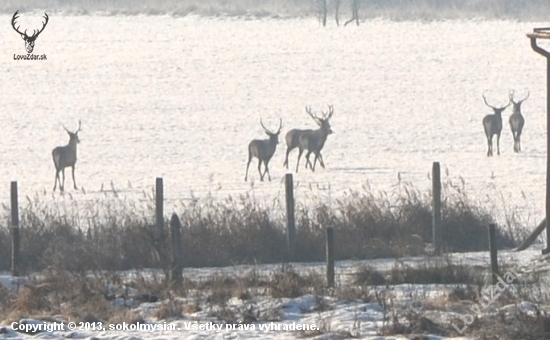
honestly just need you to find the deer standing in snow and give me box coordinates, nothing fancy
[245,119,282,182]
[284,105,334,172]
[509,90,528,153]
[52,121,81,191]
[482,95,510,157]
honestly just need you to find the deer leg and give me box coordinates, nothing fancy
[284,148,292,169]
[296,148,304,173]
[257,159,264,181]
[316,152,325,169]
[486,136,492,157]
[518,133,521,151]
[72,166,78,190]
[496,132,501,155]
[60,168,66,192]
[53,169,60,191]
[264,160,272,181]
[244,155,252,181]
[304,151,311,169]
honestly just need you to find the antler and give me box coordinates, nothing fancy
[11,11,25,36]
[483,95,510,110]
[276,118,283,134]
[305,106,320,122]
[260,118,283,134]
[260,119,271,133]
[323,104,334,119]
[513,90,530,104]
[482,95,497,110]
[31,13,49,39]
[11,11,48,39]
[62,120,82,134]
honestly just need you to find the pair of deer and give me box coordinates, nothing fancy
[483,91,529,157]
[244,105,334,182]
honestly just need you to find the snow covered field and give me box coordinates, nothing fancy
[1,10,550,340]
[0,14,548,227]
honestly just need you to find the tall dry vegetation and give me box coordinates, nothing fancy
[0,179,523,273]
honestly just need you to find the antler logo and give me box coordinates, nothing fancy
[11,11,49,53]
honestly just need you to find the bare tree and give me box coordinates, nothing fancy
[321,0,328,26]
[344,0,360,26]
[335,0,341,26]
[245,119,283,182]
[482,95,510,157]
[52,121,82,191]
[508,90,529,153]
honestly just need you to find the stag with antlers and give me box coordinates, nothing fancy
[52,121,82,192]
[482,95,510,157]
[285,105,334,173]
[509,90,529,153]
[11,11,49,53]
[245,118,283,182]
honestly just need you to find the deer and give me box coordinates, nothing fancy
[509,90,529,153]
[11,11,49,54]
[52,121,82,192]
[245,118,283,182]
[482,95,510,157]
[294,105,334,172]
[283,105,335,172]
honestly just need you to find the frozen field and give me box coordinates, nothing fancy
[0,14,548,225]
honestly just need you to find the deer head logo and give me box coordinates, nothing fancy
[11,11,49,54]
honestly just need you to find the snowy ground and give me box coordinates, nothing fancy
[0,15,548,228]
[0,244,549,339]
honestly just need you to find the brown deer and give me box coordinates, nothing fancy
[52,121,81,192]
[283,105,334,172]
[509,90,528,153]
[245,119,282,182]
[295,105,334,172]
[482,95,510,157]
[11,11,49,53]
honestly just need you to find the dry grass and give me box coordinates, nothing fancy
[0,180,523,272]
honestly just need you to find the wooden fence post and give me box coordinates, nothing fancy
[285,174,296,261]
[155,178,164,230]
[489,223,499,285]
[152,178,166,269]
[432,162,442,255]
[169,213,183,288]
[326,227,334,288]
[11,181,20,276]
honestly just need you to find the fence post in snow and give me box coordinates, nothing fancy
[489,223,499,285]
[432,162,442,255]
[155,177,164,230]
[170,213,183,288]
[326,226,335,288]
[11,181,20,277]
[285,173,296,261]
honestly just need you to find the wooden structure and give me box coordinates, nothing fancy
[523,28,550,254]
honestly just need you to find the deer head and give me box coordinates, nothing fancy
[63,120,82,145]
[260,118,283,142]
[11,11,49,53]
[306,105,334,134]
[509,90,530,113]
